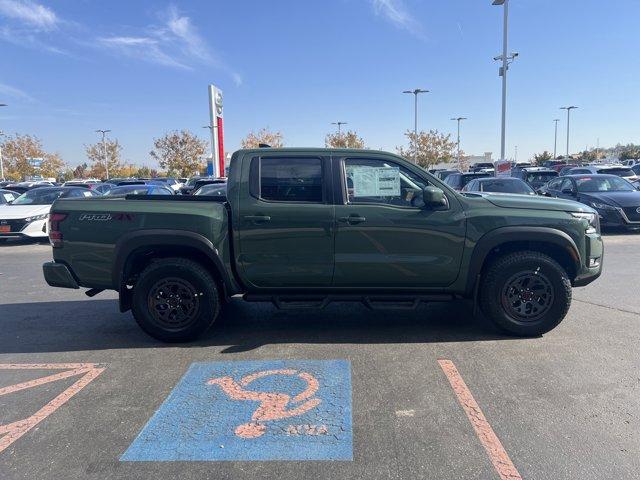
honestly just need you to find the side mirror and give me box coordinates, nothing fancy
[422,186,447,208]
[561,188,575,196]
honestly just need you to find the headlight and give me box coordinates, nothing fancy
[571,212,598,234]
[24,213,48,222]
[589,202,616,211]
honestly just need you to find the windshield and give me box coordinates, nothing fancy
[195,184,227,196]
[597,168,634,177]
[479,179,534,194]
[576,176,635,192]
[106,186,151,195]
[186,178,199,186]
[11,188,66,205]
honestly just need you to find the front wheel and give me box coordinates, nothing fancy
[479,251,572,336]
[131,258,221,342]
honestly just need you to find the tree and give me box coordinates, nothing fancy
[149,130,207,177]
[533,151,553,166]
[325,130,366,149]
[396,130,456,169]
[85,138,123,179]
[240,128,284,149]
[72,163,89,179]
[0,134,66,180]
[619,145,640,161]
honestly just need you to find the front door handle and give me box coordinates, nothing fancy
[244,215,271,222]
[338,215,366,224]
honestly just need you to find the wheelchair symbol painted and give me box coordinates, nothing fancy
[208,369,322,438]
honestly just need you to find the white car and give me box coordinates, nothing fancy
[0,186,97,240]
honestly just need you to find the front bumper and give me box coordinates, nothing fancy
[573,232,604,287]
[595,207,640,229]
[42,261,79,289]
[0,218,48,238]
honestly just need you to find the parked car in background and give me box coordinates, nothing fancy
[434,170,460,181]
[443,172,492,191]
[179,176,204,195]
[0,187,98,240]
[568,165,638,181]
[105,184,175,196]
[193,182,227,197]
[2,181,53,195]
[542,174,640,230]
[469,162,494,173]
[0,189,19,204]
[152,177,183,192]
[558,165,580,176]
[622,159,639,167]
[511,167,559,190]
[462,177,536,195]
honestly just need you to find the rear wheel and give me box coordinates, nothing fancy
[132,258,220,342]
[479,251,572,336]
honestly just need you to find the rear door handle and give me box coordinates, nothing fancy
[244,215,271,222]
[338,215,366,224]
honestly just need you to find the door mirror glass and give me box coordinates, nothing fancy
[561,187,575,195]
[422,186,447,208]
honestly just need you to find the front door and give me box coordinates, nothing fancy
[333,156,466,288]
[236,154,335,289]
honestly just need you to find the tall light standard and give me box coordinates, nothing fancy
[403,88,429,163]
[0,103,6,180]
[492,0,518,163]
[560,106,578,157]
[553,119,560,159]
[95,129,111,179]
[451,117,467,171]
[331,121,348,137]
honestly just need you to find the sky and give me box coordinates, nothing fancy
[0,0,638,168]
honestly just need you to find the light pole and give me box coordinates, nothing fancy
[403,88,429,163]
[95,129,111,179]
[553,119,560,159]
[0,103,6,180]
[331,121,348,138]
[560,106,578,158]
[492,0,518,163]
[451,117,467,171]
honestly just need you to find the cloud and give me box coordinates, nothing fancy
[0,82,34,101]
[98,36,189,69]
[99,5,242,84]
[371,0,425,39]
[0,0,58,30]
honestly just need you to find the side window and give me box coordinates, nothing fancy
[560,179,575,192]
[547,178,562,190]
[259,157,323,203]
[343,158,428,208]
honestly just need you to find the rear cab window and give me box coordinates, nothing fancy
[251,157,325,203]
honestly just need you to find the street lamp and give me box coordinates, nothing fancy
[451,117,467,171]
[553,119,560,159]
[331,121,348,137]
[403,89,429,163]
[492,0,518,163]
[0,103,7,180]
[95,129,111,180]
[560,106,578,157]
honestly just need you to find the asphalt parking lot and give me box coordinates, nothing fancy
[1,234,640,480]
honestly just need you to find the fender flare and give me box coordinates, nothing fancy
[112,229,235,296]
[465,226,581,295]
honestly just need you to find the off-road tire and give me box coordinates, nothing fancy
[132,257,220,342]
[479,251,572,336]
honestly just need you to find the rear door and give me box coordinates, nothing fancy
[332,155,466,288]
[236,154,334,288]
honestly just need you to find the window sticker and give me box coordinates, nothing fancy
[350,166,400,197]
[3,193,14,202]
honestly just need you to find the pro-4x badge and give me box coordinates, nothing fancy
[78,213,112,221]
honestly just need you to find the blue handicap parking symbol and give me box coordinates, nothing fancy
[121,360,352,461]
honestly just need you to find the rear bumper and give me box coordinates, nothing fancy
[42,261,79,289]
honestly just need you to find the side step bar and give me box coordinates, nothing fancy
[243,293,454,311]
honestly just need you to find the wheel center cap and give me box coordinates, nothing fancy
[521,291,534,301]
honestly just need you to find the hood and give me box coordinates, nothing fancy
[476,193,594,213]
[578,190,640,208]
[0,204,51,219]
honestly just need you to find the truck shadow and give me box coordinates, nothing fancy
[0,298,517,354]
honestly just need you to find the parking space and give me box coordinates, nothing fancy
[1,234,640,479]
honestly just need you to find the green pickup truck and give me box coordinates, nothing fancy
[43,148,603,342]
